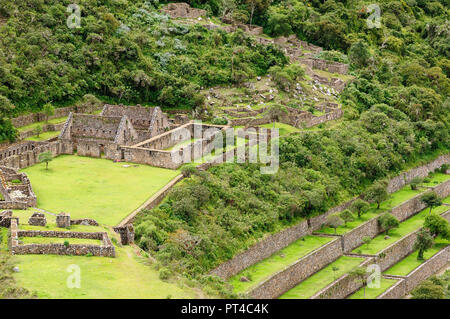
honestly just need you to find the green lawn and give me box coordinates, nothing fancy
[348,277,398,299]
[384,239,449,277]
[423,172,450,186]
[279,256,364,299]
[13,244,199,299]
[352,205,449,255]
[21,155,180,225]
[229,235,333,294]
[25,131,60,141]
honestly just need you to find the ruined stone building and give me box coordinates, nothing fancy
[0,166,36,209]
[100,104,171,140]
[59,113,139,159]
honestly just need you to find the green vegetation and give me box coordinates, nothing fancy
[351,205,449,255]
[21,155,180,225]
[349,277,398,299]
[13,244,200,299]
[17,117,68,132]
[258,122,300,136]
[19,237,102,246]
[280,256,364,299]
[25,131,60,142]
[229,235,333,293]
[384,239,449,277]
[411,271,449,299]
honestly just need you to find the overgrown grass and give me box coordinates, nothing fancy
[229,235,333,294]
[19,237,102,245]
[17,117,68,132]
[279,256,364,299]
[21,155,180,225]
[258,122,300,136]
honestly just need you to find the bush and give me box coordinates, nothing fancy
[159,268,173,280]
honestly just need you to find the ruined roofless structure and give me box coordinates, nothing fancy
[100,104,170,138]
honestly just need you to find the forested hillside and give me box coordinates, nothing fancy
[132,0,450,296]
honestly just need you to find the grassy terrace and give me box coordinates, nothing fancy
[21,155,180,225]
[352,203,449,255]
[17,116,68,132]
[258,123,300,136]
[384,238,449,277]
[316,173,450,236]
[25,131,60,141]
[348,277,398,299]
[229,235,333,294]
[279,256,364,299]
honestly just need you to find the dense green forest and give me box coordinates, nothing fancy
[132,0,450,296]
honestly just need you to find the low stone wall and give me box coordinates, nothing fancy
[387,154,450,193]
[19,123,65,140]
[376,278,406,299]
[10,221,115,257]
[311,257,374,299]
[70,218,99,226]
[341,218,379,253]
[210,220,310,279]
[376,230,419,272]
[248,238,342,299]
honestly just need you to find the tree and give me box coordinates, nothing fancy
[365,180,388,209]
[351,199,370,218]
[410,177,423,190]
[423,213,450,239]
[420,191,442,214]
[411,279,445,299]
[327,214,343,234]
[349,40,370,68]
[339,209,354,226]
[362,236,372,248]
[414,229,434,260]
[266,104,287,128]
[245,0,270,26]
[42,103,55,123]
[378,213,400,235]
[34,125,43,138]
[38,152,53,170]
[349,267,368,298]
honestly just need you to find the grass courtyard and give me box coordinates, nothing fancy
[21,155,180,225]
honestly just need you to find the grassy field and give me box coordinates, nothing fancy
[13,244,200,299]
[21,155,180,225]
[25,131,60,141]
[280,256,364,299]
[229,235,333,294]
[352,205,449,255]
[384,239,449,277]
[258,123,300,136]
[348,277,398,299]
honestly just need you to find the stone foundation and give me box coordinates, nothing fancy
[28,212,46,227]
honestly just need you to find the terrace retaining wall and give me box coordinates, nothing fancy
[377,246,450,299]
[248,238,342,299]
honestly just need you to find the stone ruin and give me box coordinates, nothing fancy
[113,224,135,245]
[0,210,14,228]
[28,212,46,227]
[162,2,207,19]
[56,212,71,228]
[0,166,37,209]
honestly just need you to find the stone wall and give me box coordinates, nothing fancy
[341,218,380,253]
[210,220,310,279]
[387,154,450,193]
[299,58,349,75]
[9,220,115,257]
[375,230,419,272]
[311,257,375,299]
[248,238,342,299]
[377,246,450,299]
[162,3,207,19]
[19,123,65,140]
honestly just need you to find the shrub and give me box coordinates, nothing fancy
[159,268,172,280]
